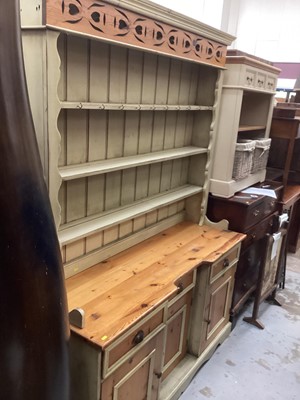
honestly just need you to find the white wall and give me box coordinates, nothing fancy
[151,0,224,29]
[153,0,300,62]
[231,0,300,62]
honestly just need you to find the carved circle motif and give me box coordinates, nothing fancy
[60,0,225,65]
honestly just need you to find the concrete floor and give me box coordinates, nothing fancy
[181,249,300,400]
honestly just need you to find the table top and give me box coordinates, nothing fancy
[66,221,245,349]
[282,184,300,206]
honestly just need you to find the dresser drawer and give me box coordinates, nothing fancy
[256,72,266,89]
[102,305,165,378]
[266,75,276,91]
[171,270,195,302]
[244,69,255,87]
[210,245,240,283]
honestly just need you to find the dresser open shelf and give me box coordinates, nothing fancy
[210,51,280,198]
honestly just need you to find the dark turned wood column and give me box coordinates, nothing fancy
[0,2,70,399]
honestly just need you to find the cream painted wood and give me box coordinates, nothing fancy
[159,324,232,400]
[70,334,102,400]
[20,0,43,27]
[22,30,48,179]
[59,185,203,245]
[45,28,227,264]
[210,57,280,198]
[46,30,63,227]
[59,147,208,181]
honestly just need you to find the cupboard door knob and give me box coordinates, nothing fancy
[205,318,211,324]
[253,209,260,217]
[133,330,144,345]
[223,258,230,268]
[155,372,162,379]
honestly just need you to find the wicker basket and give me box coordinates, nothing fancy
[251,138,272,173]
[232,140,256,180]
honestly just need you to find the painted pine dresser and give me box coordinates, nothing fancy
[20,1,244,399]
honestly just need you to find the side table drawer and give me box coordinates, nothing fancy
[243,212,277,248]
[103,304,165,378]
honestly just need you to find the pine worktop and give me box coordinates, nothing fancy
[66,221,245,349]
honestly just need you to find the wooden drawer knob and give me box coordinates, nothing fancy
[223,258,230,268]
[132,330,145,345]
[177,282,184,293]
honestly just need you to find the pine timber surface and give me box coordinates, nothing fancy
[66,221,244,349]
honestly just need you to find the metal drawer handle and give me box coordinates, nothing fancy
[253,209,260,217]
[223,258,230,268]
[133,330,145,345]
[247,76,253,83]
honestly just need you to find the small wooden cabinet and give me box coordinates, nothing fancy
[210,50,280,198]
[207,182,282,320]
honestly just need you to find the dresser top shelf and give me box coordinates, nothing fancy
[66,221,244,349]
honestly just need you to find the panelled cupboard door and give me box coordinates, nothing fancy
[200,264,236,353]
[101,328,165,400]
[162,290,193,380]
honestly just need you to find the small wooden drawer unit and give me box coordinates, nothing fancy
[207,182,282,233]
[207,183,282,321]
